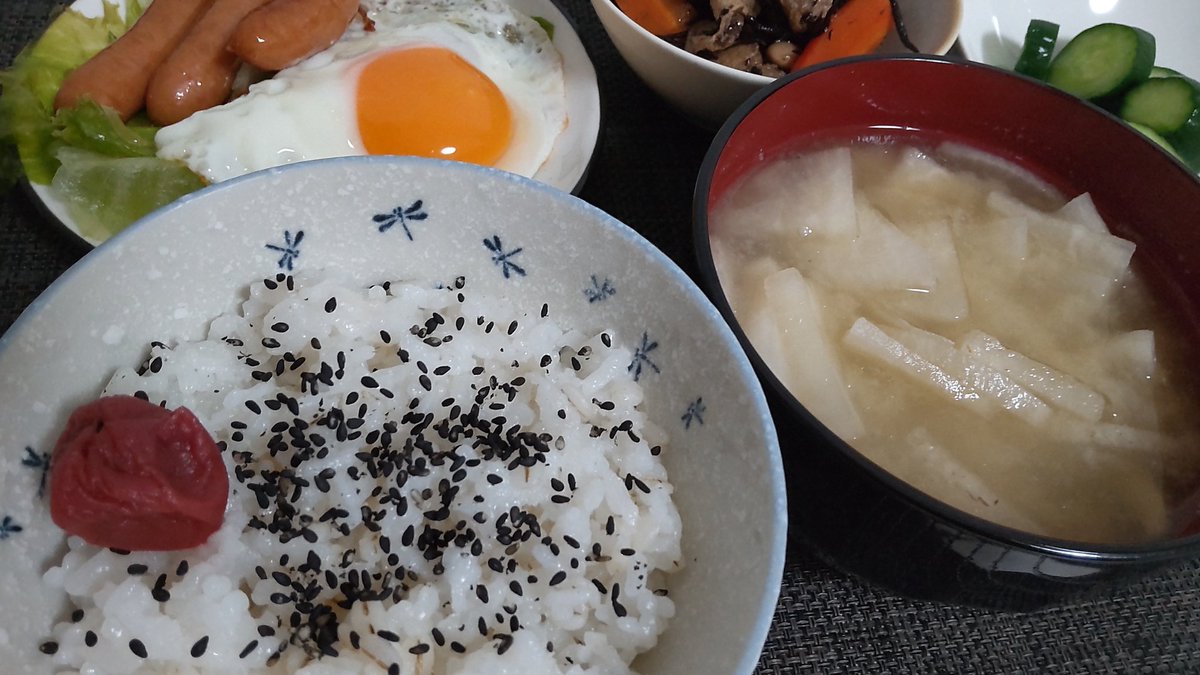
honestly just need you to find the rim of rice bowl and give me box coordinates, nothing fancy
[0,156,786,674]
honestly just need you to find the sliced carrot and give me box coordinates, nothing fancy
[792,0,895,71]
[615,0,696,37]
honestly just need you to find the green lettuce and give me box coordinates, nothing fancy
[0,0,207,240]
[0,0,149,185]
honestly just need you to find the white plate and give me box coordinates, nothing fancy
[32,0,600,247]
[958,0,1195,74]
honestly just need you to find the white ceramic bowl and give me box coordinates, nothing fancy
[958,0,1196,74]
[592,0,963,129]
[0,157,785,674]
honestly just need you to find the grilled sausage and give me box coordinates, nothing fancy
[229,0,360,71]
[145,0,273,126]
[54,0,215,120]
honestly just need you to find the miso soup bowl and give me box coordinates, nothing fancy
[693,55,1200,611]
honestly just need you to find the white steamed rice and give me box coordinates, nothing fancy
[40,271,681,674]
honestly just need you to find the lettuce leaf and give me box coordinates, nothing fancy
[53,99,157,158]
[0,0,150,186]
[52,146,205,242]
[0,0,202,241]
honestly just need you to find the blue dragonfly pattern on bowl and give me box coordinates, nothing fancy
[682,398,707,429]
[374,200,429,239]
[584,275,616,303]
[628,331,660,382]
[266,230,305,271]
[22,446,50,498]
[0,515,22,541]
[484,235,526,279]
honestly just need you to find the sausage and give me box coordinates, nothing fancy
[145,0,273,126]
[54,0,215,120]
[229,0,361,72]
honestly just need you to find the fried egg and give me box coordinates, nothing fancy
[155,0,567,182]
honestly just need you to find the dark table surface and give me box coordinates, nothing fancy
[2,0,1199,672]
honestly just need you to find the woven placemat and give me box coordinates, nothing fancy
[2,0,1198,671]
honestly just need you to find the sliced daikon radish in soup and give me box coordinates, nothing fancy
[872,219,969,323]
[903,427,1048,534]
[959,330,1106,423]
[719,146,859,241]
[1056,191,1110,234]
[843,317,979,408]
[762,268,864,440]
[803,198,936,292]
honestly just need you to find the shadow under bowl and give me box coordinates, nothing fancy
[693,55,1200,611]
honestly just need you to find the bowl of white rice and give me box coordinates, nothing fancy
[0,156,785,674]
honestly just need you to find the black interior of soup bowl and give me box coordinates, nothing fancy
[693,55,1200,611]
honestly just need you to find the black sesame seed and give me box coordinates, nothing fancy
[431,627,445,646]
[549,571,567,586]
[409,643,430,655]
[85,631,98,647]
[451,641,466,654]
[258,625,276,637]
[496,633,513,655]
[389,665,401,675]
[325,297,337,313]
[38,641,58,655]
[70,608,85,623]
[152,588,171,602]
[239,640,258,658]
[127,564,148,575]
[476,584,489,603]
[377,630,400,643]
[129,638,148,659]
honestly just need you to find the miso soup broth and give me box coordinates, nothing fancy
[710,141,1200,544]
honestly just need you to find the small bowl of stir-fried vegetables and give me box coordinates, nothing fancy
[591,0,962,127]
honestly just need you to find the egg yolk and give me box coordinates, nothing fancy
[356,47,513,167]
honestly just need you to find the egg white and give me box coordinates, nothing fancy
[155,0,567,183]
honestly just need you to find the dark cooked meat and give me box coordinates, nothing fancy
[685,0,760,53]
[709,0,759,19]
[711,42,765,72]
[777,0,834,33]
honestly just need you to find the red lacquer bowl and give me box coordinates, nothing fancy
[693,55,1200,611]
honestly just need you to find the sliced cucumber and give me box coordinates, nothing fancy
[1150,65,1185,79]
[1126,121,1183,163]
[1165,110,1200,172]
[1121,77,1199,134]
[1014,19,1059,81]
[1047,23,1155,99]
